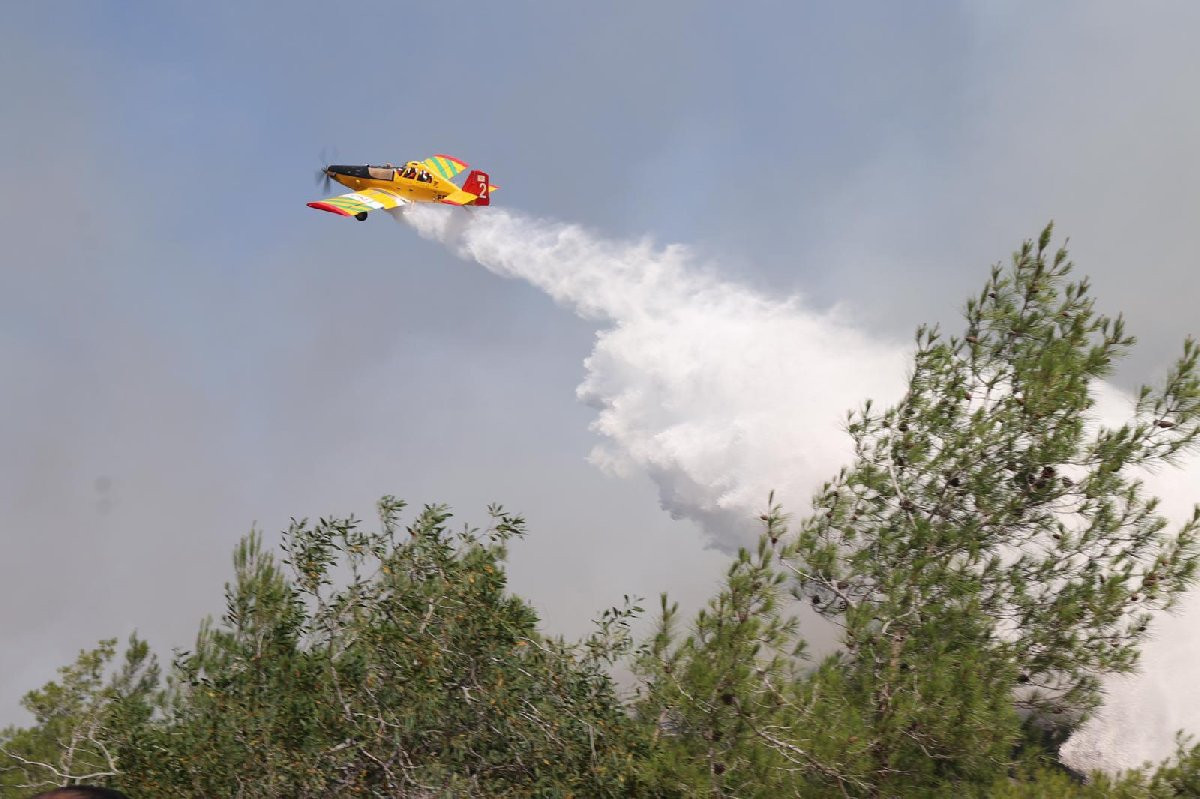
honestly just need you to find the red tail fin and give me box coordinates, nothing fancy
[463,170,490,206]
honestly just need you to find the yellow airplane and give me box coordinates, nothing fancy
[307,154,495,220]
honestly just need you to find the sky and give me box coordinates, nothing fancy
[1,0,1199,771]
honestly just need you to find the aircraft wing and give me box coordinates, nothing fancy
[420,154,468,181]
[307,188,410,216]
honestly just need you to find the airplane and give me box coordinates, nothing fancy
[307,154,495,221]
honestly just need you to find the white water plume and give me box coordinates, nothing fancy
[399,204,907,549]
[397,204,1200,773]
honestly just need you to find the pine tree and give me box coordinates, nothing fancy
[634,226,1200,797]
[784,224,1200,792]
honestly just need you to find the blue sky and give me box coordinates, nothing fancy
[2,1,1199,735]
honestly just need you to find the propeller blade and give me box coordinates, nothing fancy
[316,147,339,193]
[315,165,334,193]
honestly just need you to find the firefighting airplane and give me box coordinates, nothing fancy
[307,154,494,220]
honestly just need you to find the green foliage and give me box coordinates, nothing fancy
[778,224,1200,791]
[633,501,1024,797]
[0,635,157,795]
[635,502,882,797]
[3,501,649,798]
[633,225,1200,796]
[122,499,649,797]
[635,507,812,796]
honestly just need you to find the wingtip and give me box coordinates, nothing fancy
[308,201,352,216]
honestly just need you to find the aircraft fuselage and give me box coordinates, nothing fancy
[325,164,451,203]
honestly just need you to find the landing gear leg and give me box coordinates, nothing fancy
[355,212,368,221]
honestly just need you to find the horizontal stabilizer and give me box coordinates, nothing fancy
[439,189,478,206]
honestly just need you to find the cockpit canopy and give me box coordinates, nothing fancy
[396,161,436,182]
[329,162,434,183]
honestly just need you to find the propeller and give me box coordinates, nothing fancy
[316,147,338,192]
[315,166,332,193]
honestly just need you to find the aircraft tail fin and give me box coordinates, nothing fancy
[440,170,497,206]
[462,169,491,206]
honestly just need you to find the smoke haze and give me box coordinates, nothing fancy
[3,2,1200,780]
